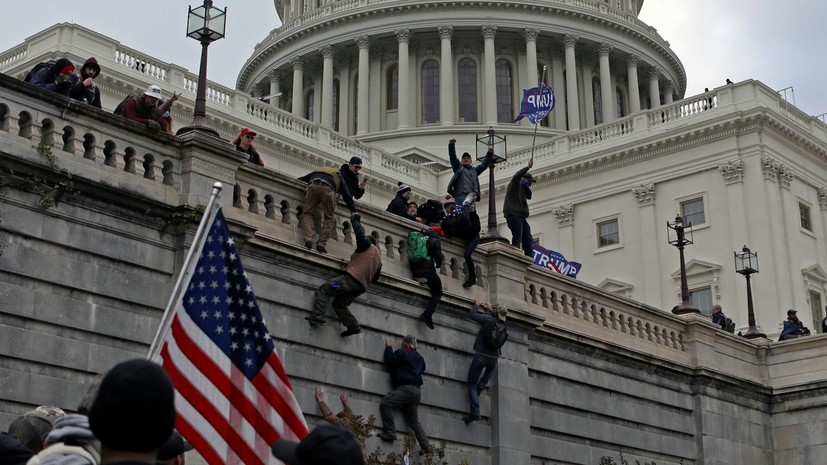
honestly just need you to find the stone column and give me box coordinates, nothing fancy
[550,47,566,130]
[268,71,281,109]
[438,25,454,125]
[631,183,662,304]
[369,47,383,132]
[482,25,498,125]
[290,56,304,117]
[648,67,661,109]
[563,34,580,130]
[663,81,674,104]
[523,29,539,127]
[395,29,411,129]
[598,43,614,122]
[355,35,371,135]
[320,44,335,128]
[552,204,575,254]
[337,55,352,134]
[627,55,640,113]
[582,58,595,127]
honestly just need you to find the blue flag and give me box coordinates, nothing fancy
[532,243,581,278]
[514,84,555,124]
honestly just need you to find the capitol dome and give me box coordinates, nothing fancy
[237,0,685,158]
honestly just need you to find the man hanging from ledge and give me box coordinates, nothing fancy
[307,213,380,337]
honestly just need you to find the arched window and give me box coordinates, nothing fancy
[458,58,477,123]
[421,59,440,124]
[616,86,625,118]
[333,79,340,131]
[495,59,513,123]
[305,90,315,121]
[387,64,399,110]
[592,77,603,125]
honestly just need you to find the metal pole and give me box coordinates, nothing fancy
[742,272,766,338]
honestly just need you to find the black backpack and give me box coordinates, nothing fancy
[724,317,735,334]
[417,199,445,226]
[113,95,135,116]
[24,60,56,83]
[482,318,508,351]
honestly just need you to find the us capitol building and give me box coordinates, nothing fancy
[2,1,827,344]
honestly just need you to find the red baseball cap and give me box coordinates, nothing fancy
[241,128,257,137]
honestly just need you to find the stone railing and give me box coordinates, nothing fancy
[0,43,27,70]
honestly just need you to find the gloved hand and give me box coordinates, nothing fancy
[147,120,161,130]
[462,196,473,206]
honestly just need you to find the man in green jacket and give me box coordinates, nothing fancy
[503,159,535,257]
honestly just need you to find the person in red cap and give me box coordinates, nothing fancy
[231,128,263,166]
[69,57,102,108]
[29,58,75,97]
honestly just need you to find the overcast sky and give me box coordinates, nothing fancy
[2,0,826,117]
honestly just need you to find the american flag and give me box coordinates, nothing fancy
[151,207,308,465]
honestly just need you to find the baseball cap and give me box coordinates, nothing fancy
[271,425,364,465]
[8,406,67,452]
[787,309,797,316]
[241,127,257,137]
[144,85,163,100]
[349,156,363,165]
[157,431,194,461]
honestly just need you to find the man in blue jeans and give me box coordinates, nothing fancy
[503,158,535,257]
[464,299,508,424]
[377,335,430,453]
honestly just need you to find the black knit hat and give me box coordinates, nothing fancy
[89,359,175,453]
[396,182,411,195]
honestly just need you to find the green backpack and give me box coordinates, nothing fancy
[407,231,430,263]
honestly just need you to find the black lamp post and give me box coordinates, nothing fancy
[477,127,509,244]
[667,215,699,314]
[734,245,765,338]
[177,0,227,137]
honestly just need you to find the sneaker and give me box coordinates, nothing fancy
[463,415,482,424]
[316,244,328,253]
[420,313,435,330]
[340,327,362,337]
[376,431,395,442]
[304,240,314,249]
[462,276,477,288]
[305,316,326,327]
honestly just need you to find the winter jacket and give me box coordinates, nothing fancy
[384,346,426,387]
[344,215,381,289]
[503,166,533,218]
[446,141,495,207]
[386,194,416,221]
[68,58,102,108]
[339,164,365,199]
[410,228,444,276]
[29,58,75,96]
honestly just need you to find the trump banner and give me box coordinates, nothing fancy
[514,84,555,124]
[532,244,582,278]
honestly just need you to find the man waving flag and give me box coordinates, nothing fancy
[150,185,308,465]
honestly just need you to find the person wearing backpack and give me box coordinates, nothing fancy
[464,300,508,424]
[408,227,444,330]
[28,58,76,97]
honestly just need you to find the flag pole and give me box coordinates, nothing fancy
[529,66,548,162]
[148,182,224,359]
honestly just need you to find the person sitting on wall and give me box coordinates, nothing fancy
[232,128,264,166]
[121,85,180,132]
[386,183,417,221]
[778,309,810,340]
[69,57,102,108]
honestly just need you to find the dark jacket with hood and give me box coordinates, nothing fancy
[69,57,102,108]
[387,193,416,221]
[30,58,75,96]
[410,228,444,276]
[339,163,365,199]
[503,166,533,218]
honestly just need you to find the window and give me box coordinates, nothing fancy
[689,287,713,315]
[305,90,315,121]
[597,219,619,247]
[421,60,439,124]
[800,202,812,232]
[458,58,477,122]
[616,87,625,117]
[681,198,705,226]
[495,59,513,123]
[332,79,340,131]
[809,290,822,333]
[386,64,398,110]
[593,77,603,125]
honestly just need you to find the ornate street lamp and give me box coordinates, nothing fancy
[734,245,766,338]
[667,215,699,314]
[177,0,227,137]
[477,127,508,244]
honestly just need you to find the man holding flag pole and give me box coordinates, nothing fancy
[148,182,309,465]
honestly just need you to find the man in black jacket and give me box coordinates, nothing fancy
[298,167,357,253]
[339,157,367,201]
[69,57,102,108]
[464,300,507,424]
[410,228,444,329]
[387,184,416,221]
[377,336,430,453]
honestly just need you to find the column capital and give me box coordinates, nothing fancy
[438,25,454,40]
[648,67,662,81]
[268,70,282,81]
[819,188,827,211]
[355,35,371,49]
[394,28,411,43]
[563,34,579,48]
[663,80,674,92]
[627,54,639,68]
[598,42,613,57]
[718,159,744,184]
[552,204,575,226]
[523,28,539,42]
[630,183,655,206]
[290,56,304,70]
[319,44,335,59]
[482,25,497,40]
[762,155,795,188]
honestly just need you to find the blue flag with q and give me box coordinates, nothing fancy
[514,84,555,124]
[532,243,582,278]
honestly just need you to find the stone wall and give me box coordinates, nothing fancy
[1,75,826,464]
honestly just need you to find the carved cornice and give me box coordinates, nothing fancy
[630,183,655,206]
[719,159,744,184]
[269,70,281,81]
[552,204,574,226]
